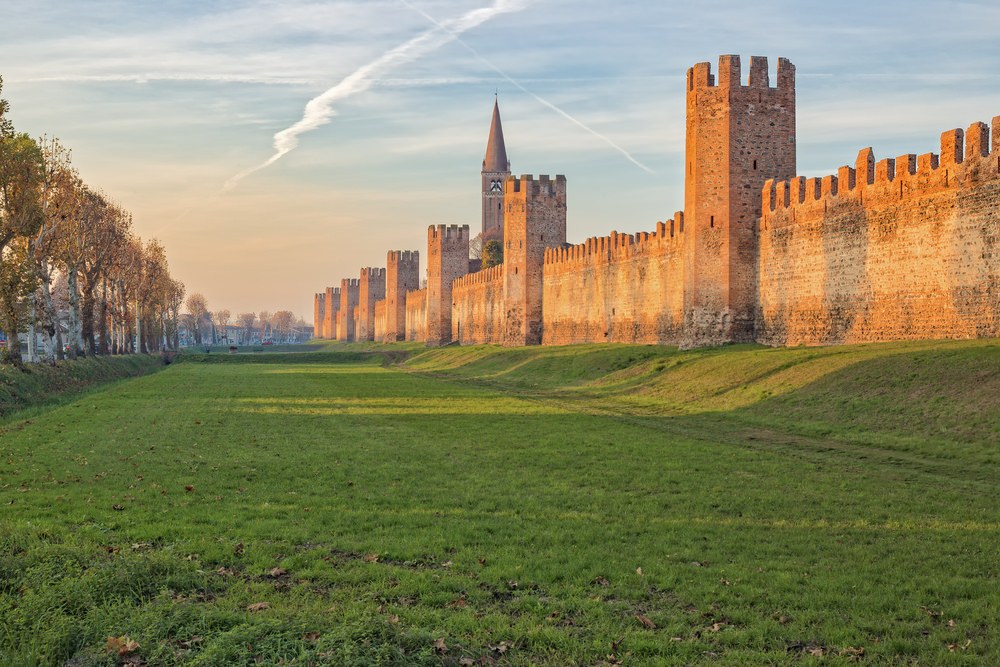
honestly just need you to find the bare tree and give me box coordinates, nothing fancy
[257,310,272,343]
[236,312,256,344]
[185,293,209,345]
[272,310,294,343]
[214,309,231,344]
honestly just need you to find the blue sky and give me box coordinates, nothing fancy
[2,1,998,317]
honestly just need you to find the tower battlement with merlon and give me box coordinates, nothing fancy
[687,55,794,92]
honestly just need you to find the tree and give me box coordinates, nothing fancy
[257,310,271,342]
[185,293,208,345]
[0,128,44,364]
[469,232,483,260]
[214,309,230,344]
[272,310,294,343]
[236,312,256,344]
[481,239,503,269]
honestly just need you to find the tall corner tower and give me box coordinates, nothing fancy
[683,54,796,345]
[482,98,511,242]
[502,174,567,347]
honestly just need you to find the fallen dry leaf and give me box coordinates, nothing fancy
[433,637,448,654]
[709,622,726,633]
[363,553,379,563]
[635,614,656,629]
[105,635,140,656]
[448,596,467,608]
[234,542,245,555]
[635,567,643,576]
[491,641,512,655]
[112,504,125,511]
[592,576,610,587]
[185,485,194,492]
[302,632,320,642]
[246,602,270,612]
[269,567,287,577]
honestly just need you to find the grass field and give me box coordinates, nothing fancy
[1,340,997,665]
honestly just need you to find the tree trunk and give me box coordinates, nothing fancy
[27,303,38,363]
[81,289,96,357]
[67,267,81,359]
[98,278,110,355]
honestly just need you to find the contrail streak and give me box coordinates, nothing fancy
[224,0,530,191]
[399,0,654,174]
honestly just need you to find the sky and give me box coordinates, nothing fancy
[1,1,999,318]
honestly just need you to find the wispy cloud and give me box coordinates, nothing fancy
[223,0,531,191]
[398,0,653,174]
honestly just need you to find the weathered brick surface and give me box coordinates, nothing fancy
[683,55,796,345]
[426,225,470,346]
[313,292,325,338]
[357,267,386,342]
[374,300,387,341]
[542,218,687,344]
[405,288,427,342]
[385,251,419,342]
[758,121,1000,345]
[452,264,505,344]
[337,279,359,341]
[502,175,567,346]
[324,287,340,339]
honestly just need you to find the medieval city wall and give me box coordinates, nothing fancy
[405,288,428,342]
[451,264,505,344]
[542,216,687,345]
[758,118,1000,346]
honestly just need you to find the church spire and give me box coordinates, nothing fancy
[483,98,509,172]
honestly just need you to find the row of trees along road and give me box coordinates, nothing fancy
[0,77,185,365]
[181,297,301,346]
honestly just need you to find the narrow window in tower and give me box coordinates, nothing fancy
[753,159,757,171]
[710,216,714,228]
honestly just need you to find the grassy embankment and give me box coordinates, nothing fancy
[0,339,997,665]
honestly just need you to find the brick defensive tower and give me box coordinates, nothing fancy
[313,292,325,338]
[323,286,339,339]
[503,174,567,346]
[357,267,386,341]
[426,224,470,346]
[683,55,796,344]
[386,250,419,342]
[337,279,359,341]
[482,99,511,242]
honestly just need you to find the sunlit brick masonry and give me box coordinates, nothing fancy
[313,55,1000,348]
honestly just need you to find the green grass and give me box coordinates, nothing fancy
[0,340,997,665]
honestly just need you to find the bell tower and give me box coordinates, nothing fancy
[481,97,511,242]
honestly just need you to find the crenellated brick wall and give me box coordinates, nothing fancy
[405,288,428,342]
[309,55,1000,351]
[542,217,687,345]
[758,118,1000,345]
[452,264,505,344]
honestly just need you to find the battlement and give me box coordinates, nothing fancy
[429,224,469,241]
[544,212,686,269]
[507,174,567,197]
[687,55,793,93]
[360,267,386,280]
[453,263,504,289]
[387,250,419,265]
[340,278,360,288]
[762,115,1000,223]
